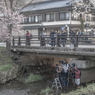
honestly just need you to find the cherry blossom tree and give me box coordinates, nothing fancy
[72,0,95,32]
[0,3,23,41]
[0,0,44,56]
[0,0,24,56]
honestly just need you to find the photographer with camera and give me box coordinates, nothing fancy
[74,67,81,88]
[71,63,76,86]
[62,60,70,86]
[56,63,64,86]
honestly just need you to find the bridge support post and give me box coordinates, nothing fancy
[40,36,42,46]
[75,35,78,47]
[18,36,21,46]
[56,35,59,47]
[12,36,14,46]
[26,36,28,46]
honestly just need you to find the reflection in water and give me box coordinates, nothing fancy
[0,79,77,95]
[0,80,51,95]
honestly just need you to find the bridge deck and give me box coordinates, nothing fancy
[11,35,95,58]
[11,46,95,58]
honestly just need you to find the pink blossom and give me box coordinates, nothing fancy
[0,0,23,42]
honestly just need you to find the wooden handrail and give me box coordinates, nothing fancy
[12,34,95,47]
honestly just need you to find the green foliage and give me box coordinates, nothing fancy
[80,17,85,32]
[61,83,95,95]
[0,64,13,71]
[41,87,52,94]
[0,47,13,65]
[25,73,42,83]
[0,47,13,71]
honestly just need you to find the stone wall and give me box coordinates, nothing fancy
[18,54,72,66]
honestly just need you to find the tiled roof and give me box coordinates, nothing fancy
[20,0,74,12]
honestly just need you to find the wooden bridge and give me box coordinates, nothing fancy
[11,34,95,58]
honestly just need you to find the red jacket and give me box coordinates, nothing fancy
[26,33,31,40]
[75,70,81,79]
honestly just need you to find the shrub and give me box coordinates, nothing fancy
[25,73,42,83]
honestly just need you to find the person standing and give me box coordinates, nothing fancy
[50,30,55,47]
[26,31,32,46]
[78,30,83,42]
[41,31,46,46]
[71,63,76,86]
[61,29,66,47]
[74,67,81,88]
[57,31,61,47]
[62,60,70,86]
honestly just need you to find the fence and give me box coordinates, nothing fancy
[12,34,95,48]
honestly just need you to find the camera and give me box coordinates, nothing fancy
[59,61,63,64]
[56,64,59,71]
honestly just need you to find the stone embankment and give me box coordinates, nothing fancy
[0,47,19,84]
[0,64,19,84]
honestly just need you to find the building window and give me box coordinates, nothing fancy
[31,16,35,22]
[50,14,54,21]
[46,14,49,21]
[59,12,70,20]
[91,17,95,21]
[66,12,69,19]
[60,13,65,20]
[22,18,24,23]
[35,15,42,22]
[72,13,80,20]
[29,17,31,23]
[24,18,27,23]
[86,14,92,21]
[46,14,54,21]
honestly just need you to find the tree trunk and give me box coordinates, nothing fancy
[6,41,11,56]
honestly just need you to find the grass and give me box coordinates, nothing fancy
[0,64,13,71]
[61,83,95,95]
[41,87,52,94]
[0,47,13,71]
[25,73,42,83]
[0,47,13,65]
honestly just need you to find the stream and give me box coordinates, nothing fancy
[0,72,80,95]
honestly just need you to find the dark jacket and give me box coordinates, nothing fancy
[50,32,55,40]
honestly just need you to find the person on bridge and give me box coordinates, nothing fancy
[26,31,32,46]
[50,30,55,47]
[74,67,81,88]
[41,31,46,46]
[78,30,83,42]
[57,31,61,47]
[61,29,67,47]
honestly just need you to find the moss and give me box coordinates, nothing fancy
[0,47,13,65]
[61,83,95,95]
[25,73,42,83]
[41,87,52,94]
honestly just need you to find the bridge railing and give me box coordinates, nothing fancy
[12,34,95,48]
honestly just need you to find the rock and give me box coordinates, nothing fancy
[0,64,19,84]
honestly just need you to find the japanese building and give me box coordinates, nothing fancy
[20,0,95,36]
